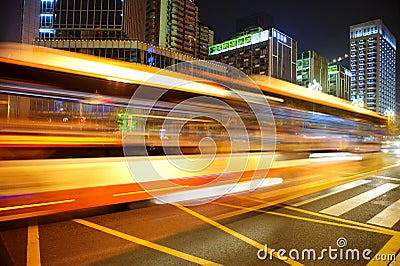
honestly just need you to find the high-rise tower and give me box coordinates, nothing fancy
[145,0,199,57]
[349,19,396,115]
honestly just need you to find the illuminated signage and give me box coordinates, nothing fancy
[208,29,270,55]
[272,30,287,43]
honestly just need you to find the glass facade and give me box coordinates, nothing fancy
[349,19,396,115]
[34,39,196,68]
[39,0,146,41]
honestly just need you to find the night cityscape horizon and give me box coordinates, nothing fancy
[0,1,400,265]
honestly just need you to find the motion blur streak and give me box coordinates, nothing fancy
[0,199,75,211]
[0,43,389,219]
[152,177,283,204]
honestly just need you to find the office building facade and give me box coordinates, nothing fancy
[198,23,214,59]
[296,50,328,92]
[328,64,351,100]
[0,0,40,44]
[35,39,197,68]
[39,0,146,41]
[35,0,204,69]
[145,0,199,57]
[208,28,297,83]
[349,19,396,114]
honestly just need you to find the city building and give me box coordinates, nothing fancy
[349,19,396,115]
[35,0,203,69]
[208,28,297,83]
[145,0,199,57]
[35,39,197,68]
[328,64,351,100]
[0,0,40,44]
[198,23,214,59]
[39,0,146,41]
[296,50,328,93]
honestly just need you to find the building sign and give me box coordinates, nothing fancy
[208,29,270,56]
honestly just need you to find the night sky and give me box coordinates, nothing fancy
[198,0,400,69]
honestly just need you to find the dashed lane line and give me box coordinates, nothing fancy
[27,225,41,266]
[73,219,221,266]
[172,203,304,266]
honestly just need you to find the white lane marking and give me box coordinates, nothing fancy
[374,175,400,182]
[367,199,400,228]
[27,225,41,266]
[320,183,399,216]
[292,180,371,207]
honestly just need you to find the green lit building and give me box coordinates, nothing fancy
[328,64,351,100]
[296,50,328,92]
[208,28,297,83]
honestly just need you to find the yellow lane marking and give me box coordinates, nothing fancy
[213,201,388,235]
[239,195,400,236]
[389,253,400,266]
[73,219,221,265]
[0,199,75,212]
[284,205,400,236]
[113,185,189,197]
[27,225,41,266]
[367,235,400,266]
[212,192,314,221]
[172,203,303,266]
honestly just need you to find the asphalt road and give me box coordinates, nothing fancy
[1,152,400,266]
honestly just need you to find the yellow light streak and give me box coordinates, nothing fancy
[113,185,189,197]
[0,199,75,212]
